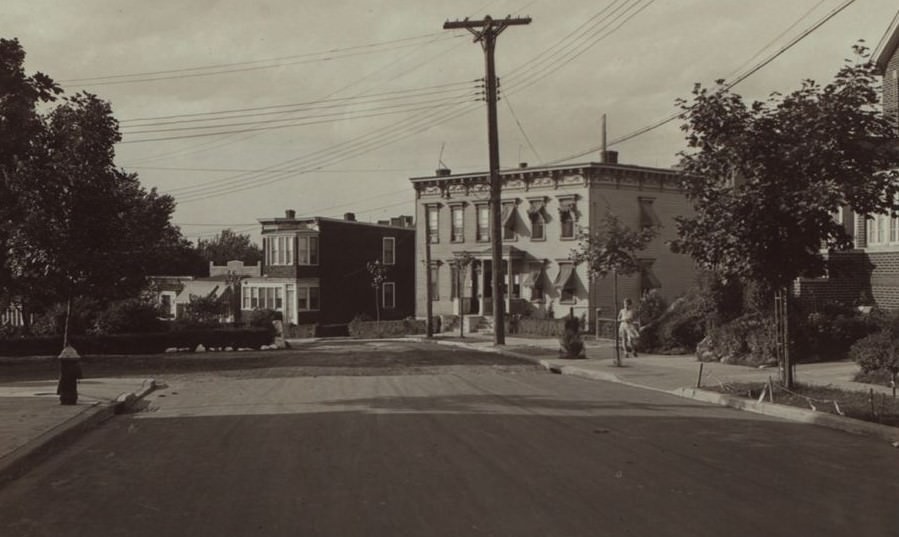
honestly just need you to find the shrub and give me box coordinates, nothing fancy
[850,310,899,385]
[247,308,282,328]
[698,313,777,367]
[558,315,585,358]
[640,295,706,353]
[92,298,165,335]
[347,317,425,338]
[182,294,227,325]
[30,297,103,336]
[791,302,877,362]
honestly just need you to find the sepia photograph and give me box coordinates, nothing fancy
[2,1,899,535]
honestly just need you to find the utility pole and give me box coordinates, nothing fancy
[443,15,531,346]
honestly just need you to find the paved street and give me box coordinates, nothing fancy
[1,340,898,537]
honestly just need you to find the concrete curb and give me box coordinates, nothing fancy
[430,338,899,445]
[0,379,158,483]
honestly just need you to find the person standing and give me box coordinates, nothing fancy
[617,298,640,358]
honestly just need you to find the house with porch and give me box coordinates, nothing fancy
[411,154,695,332]
[240,211,415,331]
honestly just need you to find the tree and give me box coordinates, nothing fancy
[569,212,657,365]
[0,38,62,326]
[674,45,899,299]
[196,228,262,266]
[1,40,189,337]
[366,260,389,323]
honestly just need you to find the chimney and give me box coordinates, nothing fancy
[435,167,451,177]
[598,113,618,164]
[600,150,618,164]
[285,209,296,219]
[344,212,356,221]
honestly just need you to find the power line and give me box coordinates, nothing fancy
[547,0,857,165]
[61,32,456,85]
[501,89,542,163]
[121,98,476,144]
[118,80,474,125]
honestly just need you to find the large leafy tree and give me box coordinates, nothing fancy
[674,45,899,298]
[196,228,262,266]
[0,38,62,315]
[1,38,190,330]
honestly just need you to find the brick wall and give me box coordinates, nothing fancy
[794,250,899,310]
[884,47,899,130]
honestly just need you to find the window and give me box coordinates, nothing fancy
[528,199,547,241]
[558,197,577,239]
[560,210,575,239]
[430,265,440,300]
[476,204,490,241]
[554,263,577,303]
[382,282,396,309]
[638,197,663,228]
[501,202,516,241]
[298,235,319,265]
[427,206,439,243]
[298,286,320,310]
[383,237,396,265]
[450,265,459,299]
[265,235,295,265]
[451,206,464,242]
[242,285,286,312]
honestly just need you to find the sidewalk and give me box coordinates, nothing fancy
[0,376,157,482]
[421,333,899,444]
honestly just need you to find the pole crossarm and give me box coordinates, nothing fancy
[443,16,532,44]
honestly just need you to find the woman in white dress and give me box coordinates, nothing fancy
[617,298,640,358]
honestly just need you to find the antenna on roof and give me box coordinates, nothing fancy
[437,142,448,169]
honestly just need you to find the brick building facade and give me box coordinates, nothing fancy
[794,18,899,309]
[410,157,695,330]
[240,211,415,327]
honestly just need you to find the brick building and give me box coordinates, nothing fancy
[410,155,695,331]
[240,211,415,328]
[794,18,899,308]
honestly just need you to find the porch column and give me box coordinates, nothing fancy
[506,257,513,315]
[478,262,486,316]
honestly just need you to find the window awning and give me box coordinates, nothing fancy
[521,267,544,287]
[640,259,662,290]
[501,203,516,227]
[554,264,576,289]
[639,198,662,228]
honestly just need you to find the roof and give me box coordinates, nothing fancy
[874,9,899,73]
[257,215,414,231]
[409,161,680,183]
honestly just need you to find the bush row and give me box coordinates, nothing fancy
[514,318,567,337]
[348,318,426,338]
[0,328,275,356]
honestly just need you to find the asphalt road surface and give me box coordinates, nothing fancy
[2,340,897,537]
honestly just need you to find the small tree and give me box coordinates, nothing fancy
[570,212,658,365]
[366,260,389,323]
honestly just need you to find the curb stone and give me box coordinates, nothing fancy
[0,379,158,483]
[430,338,899,446]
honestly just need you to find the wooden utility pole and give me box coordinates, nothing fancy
[443,15,531,346]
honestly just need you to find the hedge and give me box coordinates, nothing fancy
[348,318,426,338]
[514,318,568,337]
[0,328,275,357]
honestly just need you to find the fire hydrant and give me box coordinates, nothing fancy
[57,345,82,405]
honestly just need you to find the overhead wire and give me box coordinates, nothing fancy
[161,0,648,201]
[61,32,458,86]
[546,0,857,164]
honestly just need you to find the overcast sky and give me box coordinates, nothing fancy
[4,0,898,243]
